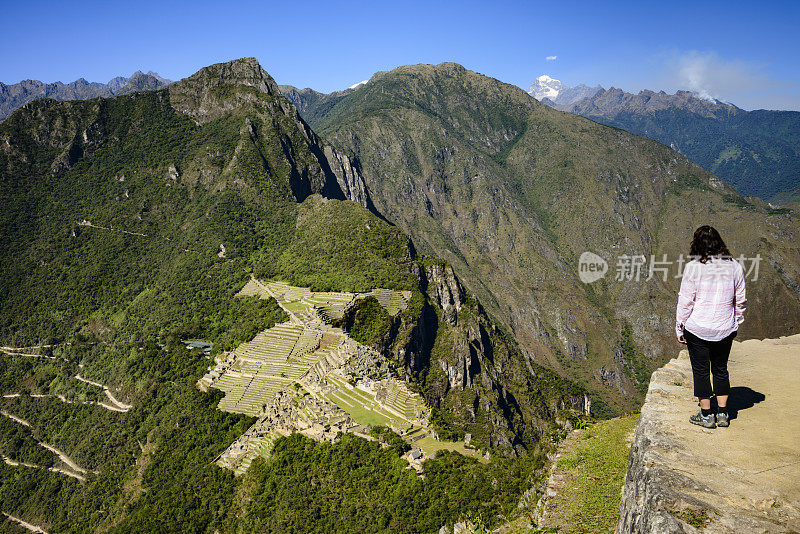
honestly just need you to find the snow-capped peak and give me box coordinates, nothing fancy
[528,74,563,101]
[349,80,368,90]
[526,76,604,107]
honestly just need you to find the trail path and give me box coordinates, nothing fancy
[1,409,92,476]
[29,393,127,413]
[78,220,147,237]
[38,442,88,475]
[79,220,205,254]
[1,410,30,427]
[1,512,48,533]
[0,349,56,360]
[0,345,55,351]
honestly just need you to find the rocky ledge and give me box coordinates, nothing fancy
[617,334,800,533]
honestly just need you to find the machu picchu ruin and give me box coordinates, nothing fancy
[199,279,463,474]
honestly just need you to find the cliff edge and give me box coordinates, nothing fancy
[617,334,800,533]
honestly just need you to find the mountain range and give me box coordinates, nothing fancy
[527,76,800,204]
[527,74,602,107]
[0,70,172,120]
[283,63,800,416]
[1,57,799,532]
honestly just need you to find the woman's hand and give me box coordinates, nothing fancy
[678,335,686,344]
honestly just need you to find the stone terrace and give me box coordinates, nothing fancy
[205,279,470,474]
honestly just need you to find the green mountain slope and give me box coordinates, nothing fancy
[561,88,800,203]
[0,58,584,532]
[310,62,800,415]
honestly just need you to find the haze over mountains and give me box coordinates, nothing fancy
[0,71,172,120]
[527,75,800,204]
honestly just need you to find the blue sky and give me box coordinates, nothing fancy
[1,0,798,110]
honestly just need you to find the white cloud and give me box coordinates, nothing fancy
[545,55,557,61]
[666,50,770,101]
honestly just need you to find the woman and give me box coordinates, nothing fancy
[676,225,747,429]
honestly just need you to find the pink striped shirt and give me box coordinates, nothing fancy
[676,257,747,341]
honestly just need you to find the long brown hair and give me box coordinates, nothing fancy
[690,225,732,263]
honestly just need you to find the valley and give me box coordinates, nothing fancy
[290,62,800,417]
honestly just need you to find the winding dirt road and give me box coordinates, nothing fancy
[2,512,48,534]
[2,454,85,482]
[74,375,132,412]
[0,410,91,477]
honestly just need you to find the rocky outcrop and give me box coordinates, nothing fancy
[384,259,588,452]
[168,57,281,124]
[425,262,465,325]
[618,335,800,533]
[322,145,373,208]
[167,58,374,209]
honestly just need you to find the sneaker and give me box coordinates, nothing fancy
[716,411,730,427]
[690,410,716,428]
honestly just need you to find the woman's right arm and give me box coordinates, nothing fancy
[734,261,747,326]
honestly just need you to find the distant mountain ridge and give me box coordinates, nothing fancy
[0,70,172,120]
[527,74,602,107]
[526,76,800,203]
[278,77,375,127]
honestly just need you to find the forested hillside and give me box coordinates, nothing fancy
[0,58,585,533]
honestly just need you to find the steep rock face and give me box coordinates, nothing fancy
[166,58,372,207]
[322,145,373,209]
[168,57,281,124]
[278,85,324,114]
[618,336,800,533]
[381,259,588,452]
[278,84,358,129]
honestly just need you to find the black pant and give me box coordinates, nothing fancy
[685,329,736,398]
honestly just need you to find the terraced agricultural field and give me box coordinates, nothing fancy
[240,278,411,323]
[358,288,412,316]
[233,434,276,476]
[323,374,400,427]
[413,435,484,460]
[377,380,428,420]
[209,321,330,416]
